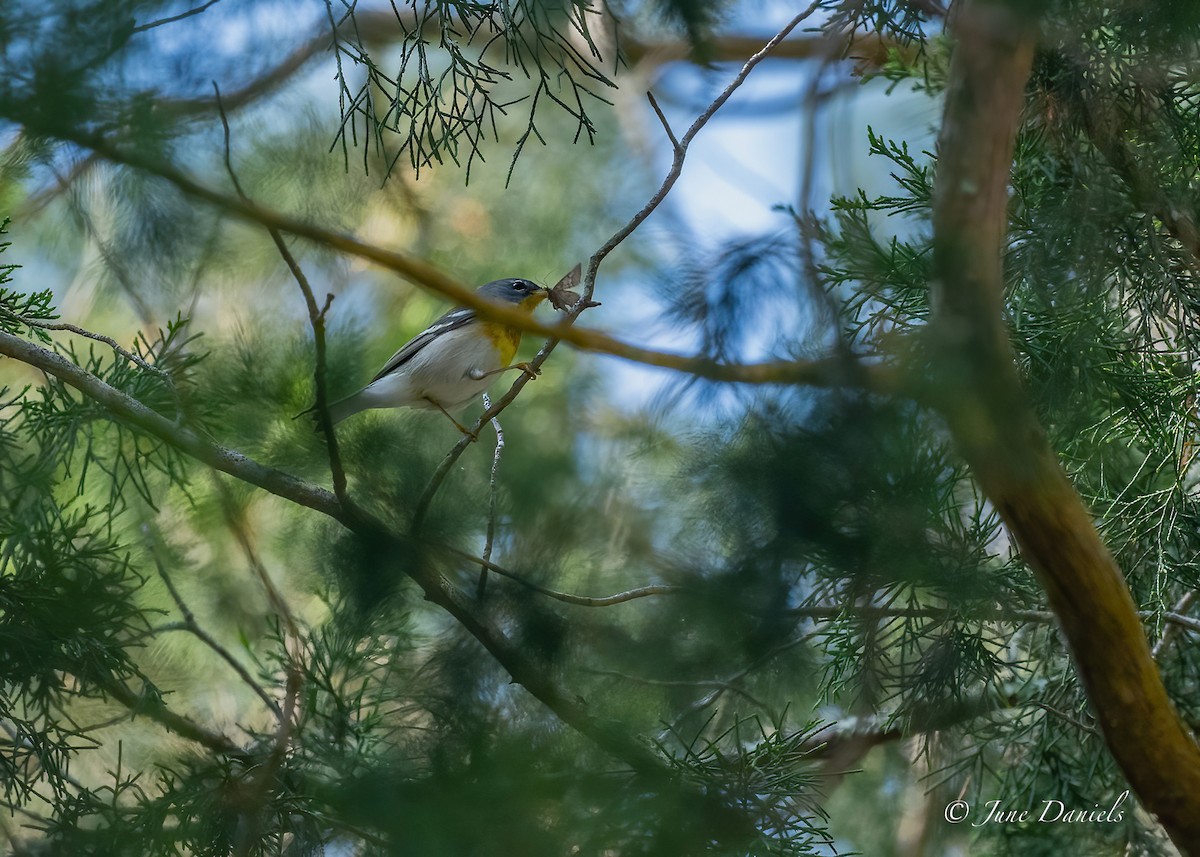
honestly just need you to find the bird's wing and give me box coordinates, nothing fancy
[369,307,476,383]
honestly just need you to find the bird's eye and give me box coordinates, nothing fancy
[511,281,525,291]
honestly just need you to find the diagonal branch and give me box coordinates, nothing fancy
[0,330,344,521]
[59,125,900,395]
[1077,93,1200,273]
[0,328,733,811]
[149,548,281,717]
[132,0,223,33]
[1153,591,1200,659]
[437,542,680,607]
[99,677,248,758]
[27,8,893,413]
[928,1,1200,850]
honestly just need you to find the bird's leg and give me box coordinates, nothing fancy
[424,397,477,440]
[468,362,541,381]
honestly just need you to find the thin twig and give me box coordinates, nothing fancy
[789,603,1200,636]
[589,668,773,713]
[150,549,281,717]
[1034,701,1101,737]
[132,0,223,33]
[787,604,1057,623]
[74,711,137,734]
[477,392,504,598]
[99,676,248,758]
[214,84,350,504]
[588,668,750,689]
[233,666,300,857]
[586,4,822,282]
[413,438,469,528]
[1153,590,1199,659]
[667,634,816,735]
[646,91,680,150]
[438,542,679,606]
[0,311,170,385]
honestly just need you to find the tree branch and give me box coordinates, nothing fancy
[0,329,740,821]
[437,543,680,607]
[789,603,1200,636]
[132,0,223,33]
[1153,591,1200,659]
[621,30,919,68]
[1077,91,1200,274]
[60,124,901,396]
[148,10,902,123]
[0,329,345,522]
[99,677,247,758]
[149,549,281,717]
[586,4,822,286]
[928,1,1200,850]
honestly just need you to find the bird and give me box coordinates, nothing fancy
[304,278,549,434]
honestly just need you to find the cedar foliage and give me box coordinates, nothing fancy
[1,1,1200,855]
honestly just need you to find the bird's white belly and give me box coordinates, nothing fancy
[361,326,504,412]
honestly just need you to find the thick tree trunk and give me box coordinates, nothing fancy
[929,1,1200,851]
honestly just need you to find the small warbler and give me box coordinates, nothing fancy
[311,278,548,432]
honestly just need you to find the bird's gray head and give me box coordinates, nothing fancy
[477,278,546,305]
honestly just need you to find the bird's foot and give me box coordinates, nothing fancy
[468,363,541,382]
[514,361,540,380]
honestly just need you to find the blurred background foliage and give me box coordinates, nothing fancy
[1,0,1200,855]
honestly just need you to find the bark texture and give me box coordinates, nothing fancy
[929,2,1200,851]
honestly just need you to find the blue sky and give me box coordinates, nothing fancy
[593,26,942,415]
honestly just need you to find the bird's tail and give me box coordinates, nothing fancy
[292,393,365,428]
